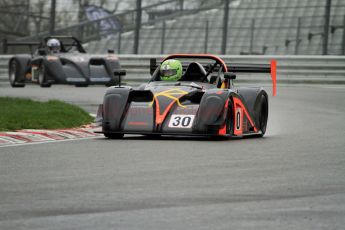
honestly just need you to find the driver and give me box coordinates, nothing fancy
[160,59,182,81]
[46,38,61,54]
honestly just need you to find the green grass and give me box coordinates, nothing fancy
[0,97,93,131]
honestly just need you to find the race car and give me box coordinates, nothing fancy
[95,54,277,139]
[7,36,122,87]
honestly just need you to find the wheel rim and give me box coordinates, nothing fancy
[9,61,16,84]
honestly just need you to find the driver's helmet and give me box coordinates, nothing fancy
[47,38,61,53]
[160,59,182,81]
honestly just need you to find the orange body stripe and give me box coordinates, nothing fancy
[128,122,148,126]
[154,98,176,125]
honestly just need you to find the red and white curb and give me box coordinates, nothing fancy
[0,125,102,147]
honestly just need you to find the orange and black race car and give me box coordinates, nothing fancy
[95,54,276,139]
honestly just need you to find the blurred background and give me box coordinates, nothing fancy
[0,0,344,55]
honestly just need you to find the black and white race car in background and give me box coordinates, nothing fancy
[7,36,123,87]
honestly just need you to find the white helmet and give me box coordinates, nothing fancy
[47,38,61,53]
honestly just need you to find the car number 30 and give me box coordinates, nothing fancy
[168,115,195,128]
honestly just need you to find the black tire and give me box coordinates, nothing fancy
[226,100,234,136]
[257,95,268,137]
[9,60,25,87]
[38,65,51,88]
[104,133,124,139]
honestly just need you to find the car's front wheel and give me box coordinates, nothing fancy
[257,95,268,137]
[38,65,51,88]
[9,60,25,88]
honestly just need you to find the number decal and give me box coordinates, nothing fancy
[235,108,242,131]
[168,115,195,128]
[182,116,191,127]
[172,116,181,126]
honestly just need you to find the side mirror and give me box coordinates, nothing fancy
[224,72,236,80]
[114,70,126,76]
[150,58,157,75]
[114,69,126,87]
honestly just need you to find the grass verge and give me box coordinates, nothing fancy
[0,97,93,131]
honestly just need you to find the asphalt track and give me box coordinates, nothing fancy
[1,82,345,229]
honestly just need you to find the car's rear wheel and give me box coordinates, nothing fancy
[9,60,25,87]
[38,65,51,88]
[104,133,124,139]
[257,95,268,137]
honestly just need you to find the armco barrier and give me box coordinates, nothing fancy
[1,55,345,84]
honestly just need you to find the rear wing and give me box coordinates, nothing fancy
[226,61,277,96]
[150,58,277,96]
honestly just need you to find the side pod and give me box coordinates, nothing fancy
[194,89,230,134]
[102,86,132,132]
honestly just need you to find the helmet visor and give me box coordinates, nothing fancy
[49,46,60,52]
[160,69,177,77]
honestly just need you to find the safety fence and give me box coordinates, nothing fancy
[86,14,345,56]
[1,55,345,85]
[2,0,222,47]
[3,0,344,56]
